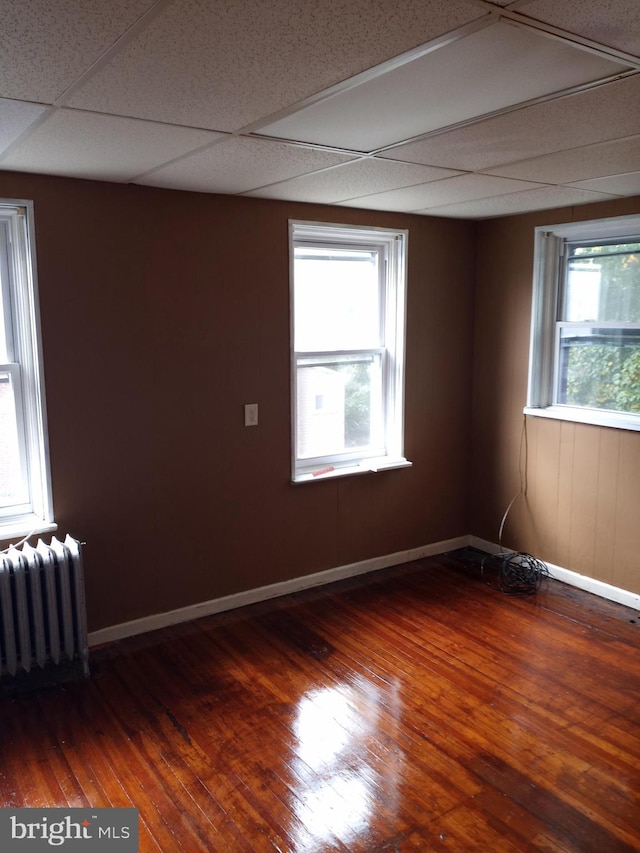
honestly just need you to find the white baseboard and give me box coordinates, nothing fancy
[89,533,640,647]
[469,536,640,611]
[88,535,468,648]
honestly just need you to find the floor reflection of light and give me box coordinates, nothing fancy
[295,775,372,841]
[294,689,359,769]
[290,686,375,851]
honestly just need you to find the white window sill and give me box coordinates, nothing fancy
[524,405,640,433]
[293,457,412,483]
[0,517,58,546]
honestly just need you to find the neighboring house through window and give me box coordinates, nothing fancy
[0,201,54,539]
[526,213,640,431]
[290,220,411,481]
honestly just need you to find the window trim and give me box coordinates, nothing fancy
[0,199,55,540]
[525,213,640,432]
[289,220,411,482]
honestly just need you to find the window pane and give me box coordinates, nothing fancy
[565,243,640,322]
[296,354,382,459]
[0,371,26,507]
[0,228,12,362]
[294,247,380,351]
[557,327,640,412]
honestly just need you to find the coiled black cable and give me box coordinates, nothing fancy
[481,551,550,596]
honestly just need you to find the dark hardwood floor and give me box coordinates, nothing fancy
[1,549,639,851]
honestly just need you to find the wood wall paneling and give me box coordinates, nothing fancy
[1,165,639,629]
[0,171,475,632]
[473,197,640,596]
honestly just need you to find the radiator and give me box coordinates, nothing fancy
[0,535,89,680]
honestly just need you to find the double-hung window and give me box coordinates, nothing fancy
[0,201,54,538]
[526,214,640,431]
[290,221,410,481]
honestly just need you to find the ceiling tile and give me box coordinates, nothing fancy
[0,109,221,182]
[385,73,640,171]
[245,158,462,204]
[337,174,543,212]
[258,20,629,151]
[0,0,637,219]
[519,0,640,57]
[483,135,640,183]
[569,171,640,196]
[422,186,616,218]
[0,0,155,103]
[136,137,355,195]
[66,0,485,132]
[0,99,48,156]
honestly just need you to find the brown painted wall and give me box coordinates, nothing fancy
[0,171,475,632]
[472,195,640,596]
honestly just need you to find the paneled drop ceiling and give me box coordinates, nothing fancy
[1,0,639,219]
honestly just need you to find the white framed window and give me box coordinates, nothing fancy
[290,220,411,482]
[0,200,54,539]
[526,213,640,431]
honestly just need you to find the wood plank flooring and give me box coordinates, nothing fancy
[1,549,639,851]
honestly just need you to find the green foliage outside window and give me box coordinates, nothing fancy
[563,242,640,413]
[565,345,640,412]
